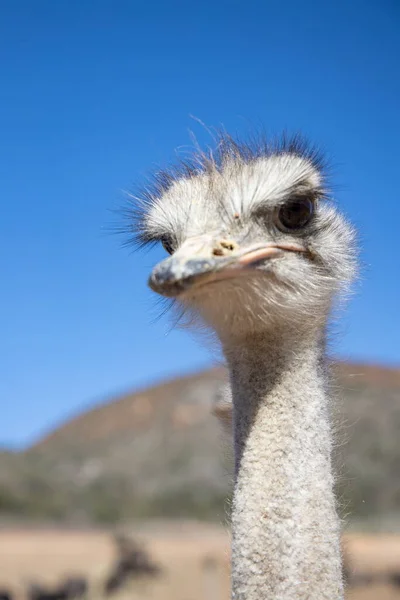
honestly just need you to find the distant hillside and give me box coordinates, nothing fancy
[0,363,399,525]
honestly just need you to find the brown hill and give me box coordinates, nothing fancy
[0,362,399,525]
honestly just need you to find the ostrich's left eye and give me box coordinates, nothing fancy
[161,235,175,255]
[275,197,314,232]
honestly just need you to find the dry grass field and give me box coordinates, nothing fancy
[0,521,400,600]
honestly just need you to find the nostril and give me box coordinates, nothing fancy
[212,240,237,256]
[221,241,236,251]
[215,239,238,253]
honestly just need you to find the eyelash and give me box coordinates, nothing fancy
[159,233,177,255]
[253,196,317,230]
[148,194,319,255]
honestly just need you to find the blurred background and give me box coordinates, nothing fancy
[1,1,399,599]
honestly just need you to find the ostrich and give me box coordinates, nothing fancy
[129,132,356,599]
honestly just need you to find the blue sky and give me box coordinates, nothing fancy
[1,0,399,448]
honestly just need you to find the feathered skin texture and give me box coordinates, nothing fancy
[126,132,326,249]
[128,131,357,600]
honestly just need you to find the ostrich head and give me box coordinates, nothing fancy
[132,134,356,343]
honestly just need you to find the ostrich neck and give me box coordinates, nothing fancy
[224,330,343,600]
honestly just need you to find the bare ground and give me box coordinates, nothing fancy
[0,521,399,600]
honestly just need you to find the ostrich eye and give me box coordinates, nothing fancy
[161,235,175,255]
[276,197,314,232]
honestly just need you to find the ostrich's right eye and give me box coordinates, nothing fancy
[161,235,175,255]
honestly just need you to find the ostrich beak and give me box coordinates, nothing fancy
[148,238,306,298]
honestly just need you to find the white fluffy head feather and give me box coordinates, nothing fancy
[127,132,357,341]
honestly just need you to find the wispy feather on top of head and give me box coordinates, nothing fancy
[120,130,328,251]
